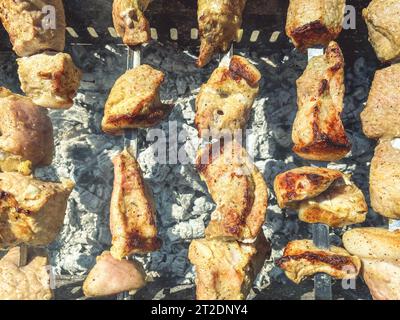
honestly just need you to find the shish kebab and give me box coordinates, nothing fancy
[84,0,174,299]
[286,0,348,300]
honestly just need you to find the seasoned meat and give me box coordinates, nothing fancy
[370,139,400,220]
[276,239,361,284]
[343,228,400,300]
[0,247,53,300]
[188,233,270,300]
[102,65,174,135]
[17,52,82,109]
[274,167,367,228]
[0,88,54,167]
[0,151,32,176]
[197,0,246,67]
[292,42,351,161]
[196,140,268,242]
[195,55,261,138]
[0,172,74,249]
[110,150,161,260]
[363,0,400,63]
[0,0,66,57]
[273,166,343,208]
[112,0,151,47]
[361,64,400,139]
[83,251,146,298]
[286,0,345,50]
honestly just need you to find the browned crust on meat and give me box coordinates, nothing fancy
[106,101,174,131]
[229,56,261,87]
[273,167,343,208]
[276,251,355,271]
[289,20,333,51]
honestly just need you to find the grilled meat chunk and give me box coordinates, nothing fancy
[195,55,261,138]
[83,251,146,298]
[112,0,151,47]
[343,228,400,300]
[0,173,74,249]
[370,139,400,220]
[0,88,54,167]
[274,167,367,228]
[197,0,246,67]
[0,247,53,300]
[188,234,270,300]
[286,0,345,50]
[363,0,400,63]
[17,52,82,109]
[276,239,361,284]
[361,64,400,139]
[0,0,66,57]
[196,140,268,242]
[102,65,173,135]
[110,150,161,260]
[292,42,350,161]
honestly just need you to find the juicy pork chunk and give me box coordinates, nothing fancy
[276,239,361,284]
[292,42,351,161]
[343,228,400,300]
[102,65,174,135]
[363,0,400,63]
[195,140,268,242]
[0,0,66,57]
[0,172,74,249]
[188,234,270,300]
[195,55,261,138]
[83,251,146,298]
[361,64,400,139]
[369,139,400,220]
[197,0,246,67]
[17,52,82,109]
[110,150,161,260]
[112,0,151,47]
[274,167,367,228]
[0,88,54,170]
[286,0,345,50]
[0,247,53,300]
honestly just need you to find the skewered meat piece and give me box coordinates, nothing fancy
[370,139,400,220]
[188,233,270,300]
[286,0,345,50]
[361,64,400,139]
[0,88,54,169]
[83,251,146,298]
[343,228,400,300]
[195,140,268,242]
[276,239,361,284]
[112,0,151,47]
[274,167,367,228]
[110,150,161,260]
[0,172,74,249]
[17,52,82,109]
[0,247,53,300]
[0,0,66,57]
[195,55,261,138]
[197,0,246,67]
[102,65,174,135]
[363,0,400,63]
[292,42,351,161]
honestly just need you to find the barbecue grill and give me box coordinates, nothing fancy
[0,0,384,300]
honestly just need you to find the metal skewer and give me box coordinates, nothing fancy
[18,244,28,267]
[116,45,142,301]
[307,46,332,301]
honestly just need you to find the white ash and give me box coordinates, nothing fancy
[0,40,382,299]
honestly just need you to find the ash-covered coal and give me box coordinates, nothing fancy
[0,38,379,299]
